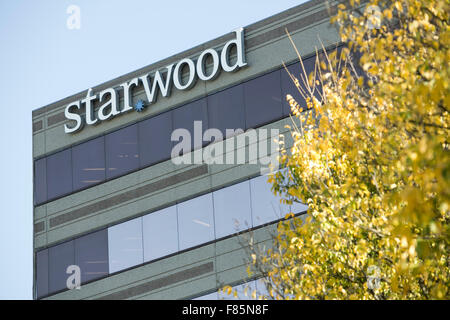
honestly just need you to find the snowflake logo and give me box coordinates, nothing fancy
[134,99,146,112]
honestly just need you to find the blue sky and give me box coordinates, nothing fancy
[0,0,306,299]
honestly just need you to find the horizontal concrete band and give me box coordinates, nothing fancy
[96,261,214,300]
[48,164,208,229]
[32,0,336,133]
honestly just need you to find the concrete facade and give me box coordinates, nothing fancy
[32,0,341,300]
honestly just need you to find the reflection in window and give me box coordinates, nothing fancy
[72,136,105,191]
[46,149,72,201]
[75,229,109,283]
[193,291,218,300]
[48,240,74,294]
[34,158,47,205]
[177,193,215,250]
[139,111,173,167]
[218,281,257,300]
[172,98,208,153]
[213,180,252,239]
[105,124,139,179]
[36,249,48,299]
[143,206,178,262]
[250,175,290,227]
[244,70,283,129]
[207,85,245,140]
[108,217,143,273]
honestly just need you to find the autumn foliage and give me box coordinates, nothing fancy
[245,0,449,299]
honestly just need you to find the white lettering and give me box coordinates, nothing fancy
[98,88,120,121]
[173,58,196,90]
[64,101,82,134]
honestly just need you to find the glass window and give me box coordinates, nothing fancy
[250,175,290,227]
[290,201,308,215]
[74,229,109,284]
[281,57,316,117]
[213,180,252,239]
[35,249,48,299]
[255,277,271,299]
[218,281,256,300]
[108,217,143,273]
[172,98,208,154]
[143,205,178,262]
[139,111,173,167]
[48,240,74,294]
[207,85,245,140]
[244,70,283,129]
[46,149,72,201]
[34,158,47,205]
[194,291,218,300]
[105,124,139,179]
[177,193,215,251]
[72,136,105,191]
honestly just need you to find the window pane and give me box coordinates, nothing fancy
[75,229,109,283]
[207,85,245,140]
[36,249,48,299]
[218,281,256,300]
[48,240,74,294]
[213,180,252,239]
[72,137,105,191]
[46,149,72,201]
[139,111,173,167]
[194,291,218,300]
[291,201,308,215]
[172,98,208,154]
[250,175,289,227]
[255,277,271,299]
[105,124,139,179]
[143,206,178,262]
[108,217,143,273]
[177,193,214,250]
[244,70,283,129]
[34,158,47,205]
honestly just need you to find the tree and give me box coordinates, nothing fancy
[229,0,449,300]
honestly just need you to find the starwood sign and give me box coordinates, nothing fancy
[64,28,247,134]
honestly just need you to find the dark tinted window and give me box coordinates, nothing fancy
[244,70,283,129]
[139,111,173,167]
[105,124,139,179]
[74,229,109,283]
[34,158,47,205]
[48,240,74,294]
[207,85,245,139]
[72,137,105,191]
[281,57,316,116]
[172,98,208,153]
[36,249,48,299]
[46,149,72,201]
